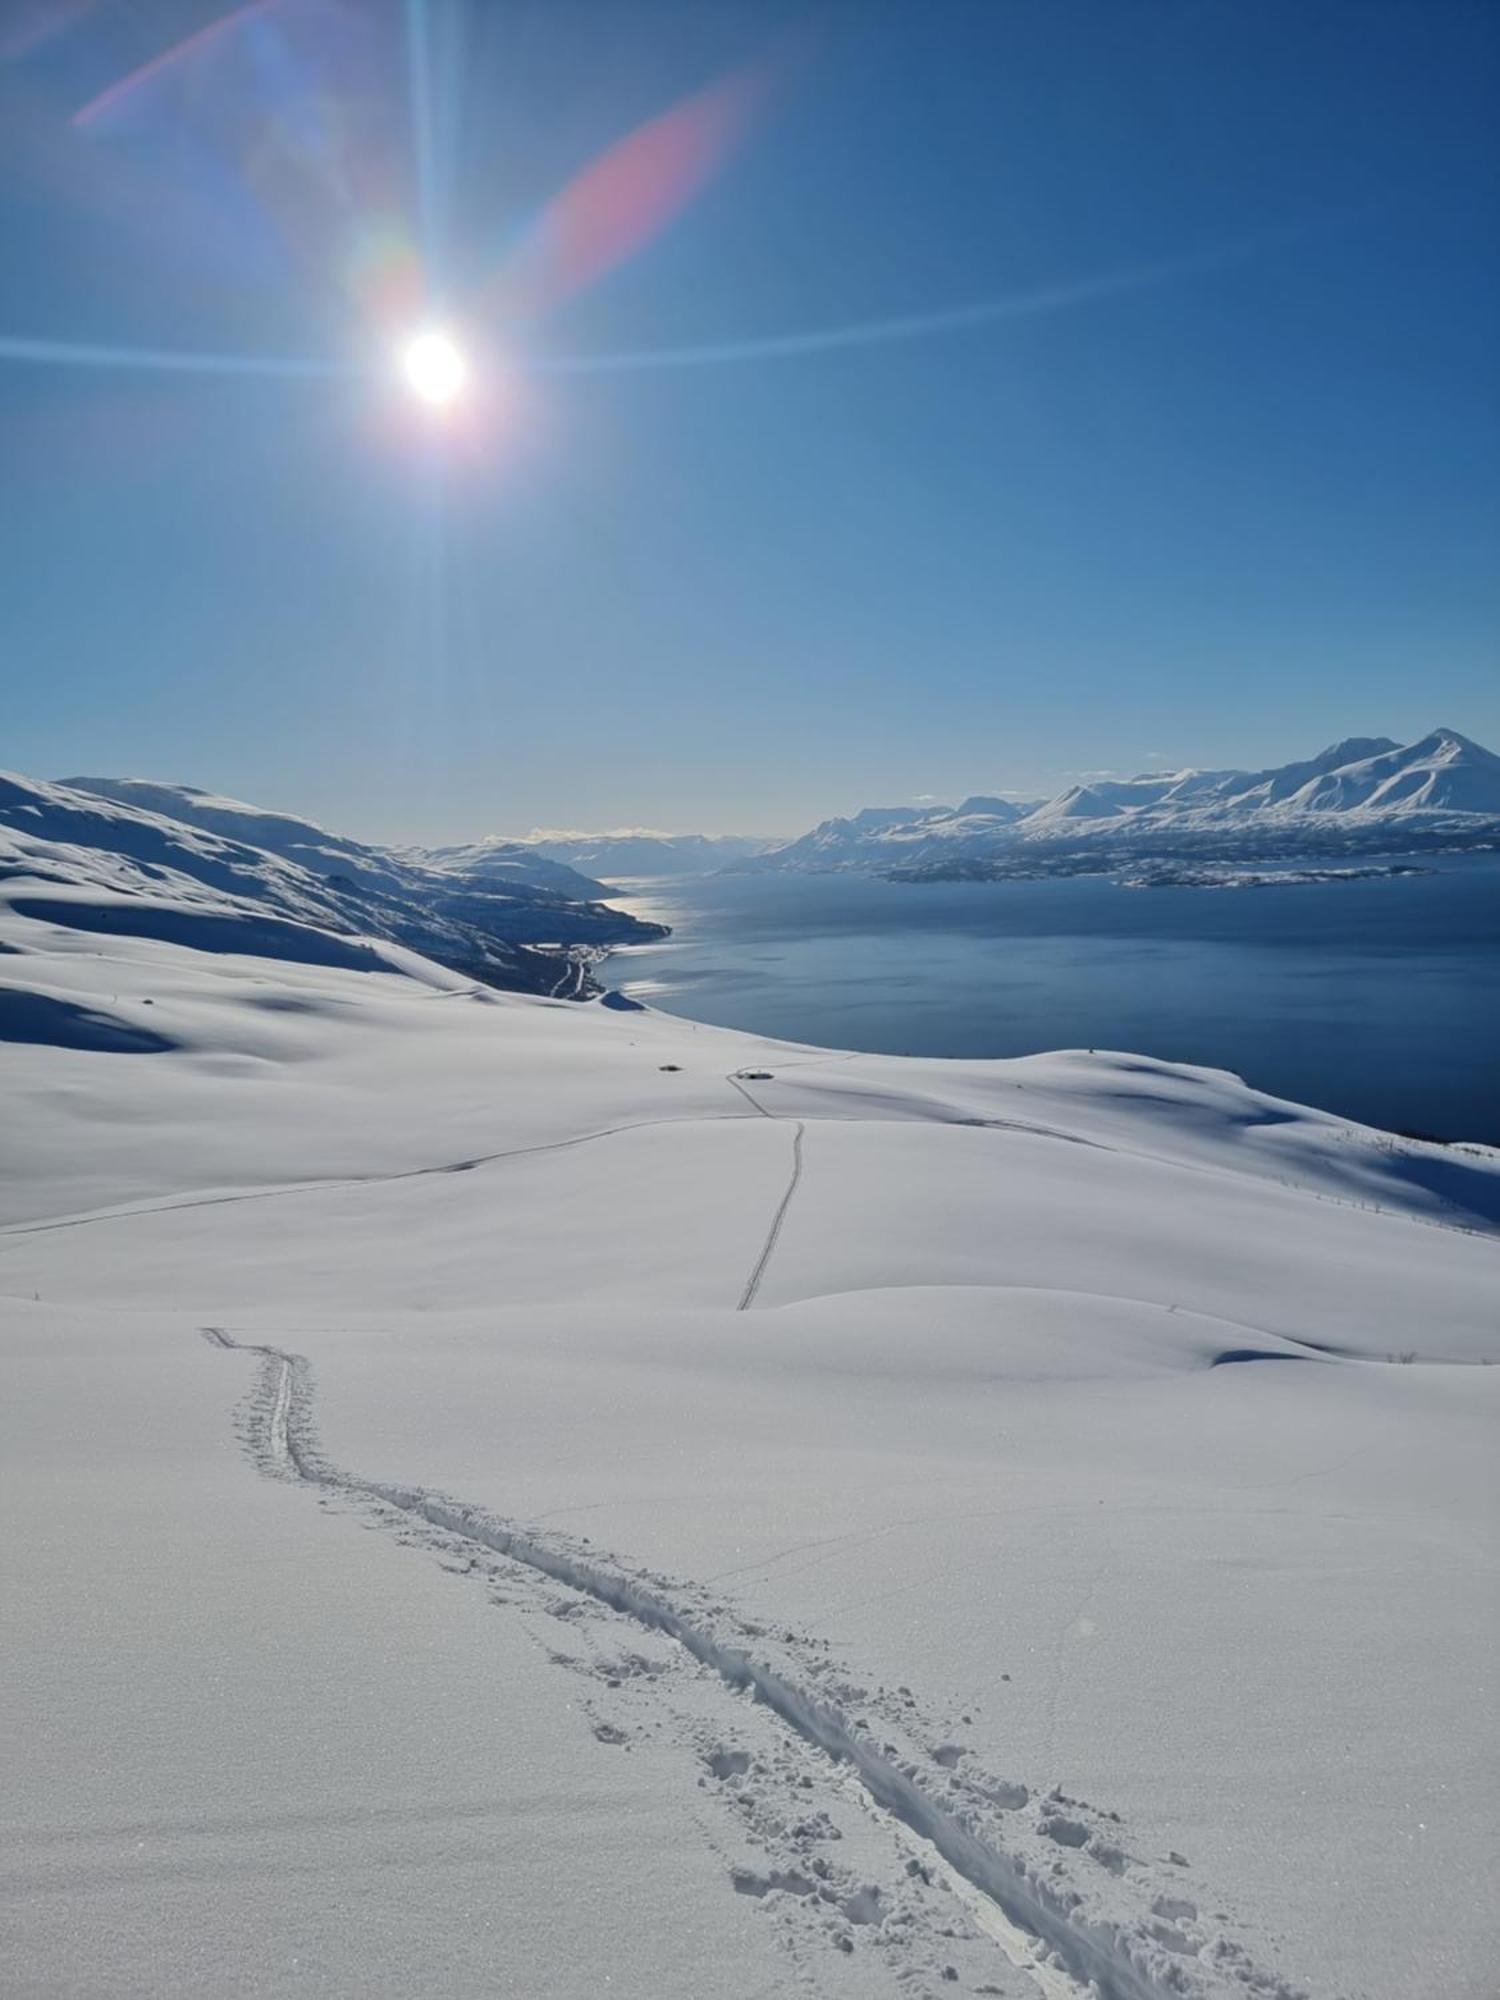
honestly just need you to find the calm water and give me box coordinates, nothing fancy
[605,856,1500,1143]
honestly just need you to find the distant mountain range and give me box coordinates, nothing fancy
[2,775,667,999]
[749,729,1500,876]
[498,830,775,879]
[4,730,1492,1004]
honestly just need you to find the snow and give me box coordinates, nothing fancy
[426,829,776,881]
[2,1307,790,2000]
[755,728,1500,872]
[1275,729,1500,817]
[0,769,665,1007]
[64,774,610,901]
[3,837,1498,1997]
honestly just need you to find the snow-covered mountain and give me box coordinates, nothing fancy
[4,773,666,999]
[1260,729,1500,815]
[472,828,777,880]
[754,728,1500,873]
[66,775,608,901]
[748,797,1035,870]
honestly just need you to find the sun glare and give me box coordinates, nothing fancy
[401,328,468,408]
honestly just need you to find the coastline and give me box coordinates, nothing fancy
[588,859,1500,1146]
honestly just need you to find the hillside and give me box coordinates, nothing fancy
[2,792,1497,1997]
[3,772,666,1001]
[65,774,612,900]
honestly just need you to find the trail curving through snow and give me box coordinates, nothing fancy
[0,1112,766,1238]
[201,1325,1295,2000]
[737,1121,806,1311]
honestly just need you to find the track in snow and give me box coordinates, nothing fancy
[0,1111,766,1238]
[724,1071,775,1119]
[202,1325,1292,2000]
[737,1121,806,1310]
[726,1064,806,1311]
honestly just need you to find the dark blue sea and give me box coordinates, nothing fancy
[606,855,1500,1144]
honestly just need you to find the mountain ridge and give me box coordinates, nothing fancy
[497,829,776,880]
[6,774,666,999]
[63,775,610,902]
[750,727,1500,874]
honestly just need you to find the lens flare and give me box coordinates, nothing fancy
[401,327,467,406]
[71,0,288,128]
[487,60,777,322]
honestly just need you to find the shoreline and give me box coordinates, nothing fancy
[589,861,1500,1149]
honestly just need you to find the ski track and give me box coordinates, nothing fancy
[0,1110,766,1238]
[202,1326,1305,2000]
[737,1122,806,1311]
[0,1065,873,1238]
[725,1071,776,1118]
[4,1054,1486,1249]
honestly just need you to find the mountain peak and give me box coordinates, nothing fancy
[952,795,1025,821]
[1418,726,1483,754]
[757,725,1500,868]
[1311,737,1400,771]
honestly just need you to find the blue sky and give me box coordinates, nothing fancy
[2,0,1496,841]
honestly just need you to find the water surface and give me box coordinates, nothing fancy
[605,857,1500,1143]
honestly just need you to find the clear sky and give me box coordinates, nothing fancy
[2,0,1497,842]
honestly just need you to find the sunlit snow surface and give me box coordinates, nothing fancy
[2,870,1497,1997]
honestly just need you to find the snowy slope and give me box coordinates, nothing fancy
[3,771,665,1000]
[1016,729,1500,832]
[756,729,1500,872]
[65,772,612,899]
[1270,729,1500,816]
[2,824,1498,1998]
[751,800,1033,870]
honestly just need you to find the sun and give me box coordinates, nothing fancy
[401,328,468,408]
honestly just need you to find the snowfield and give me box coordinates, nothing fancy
[2,862,1498,1997]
